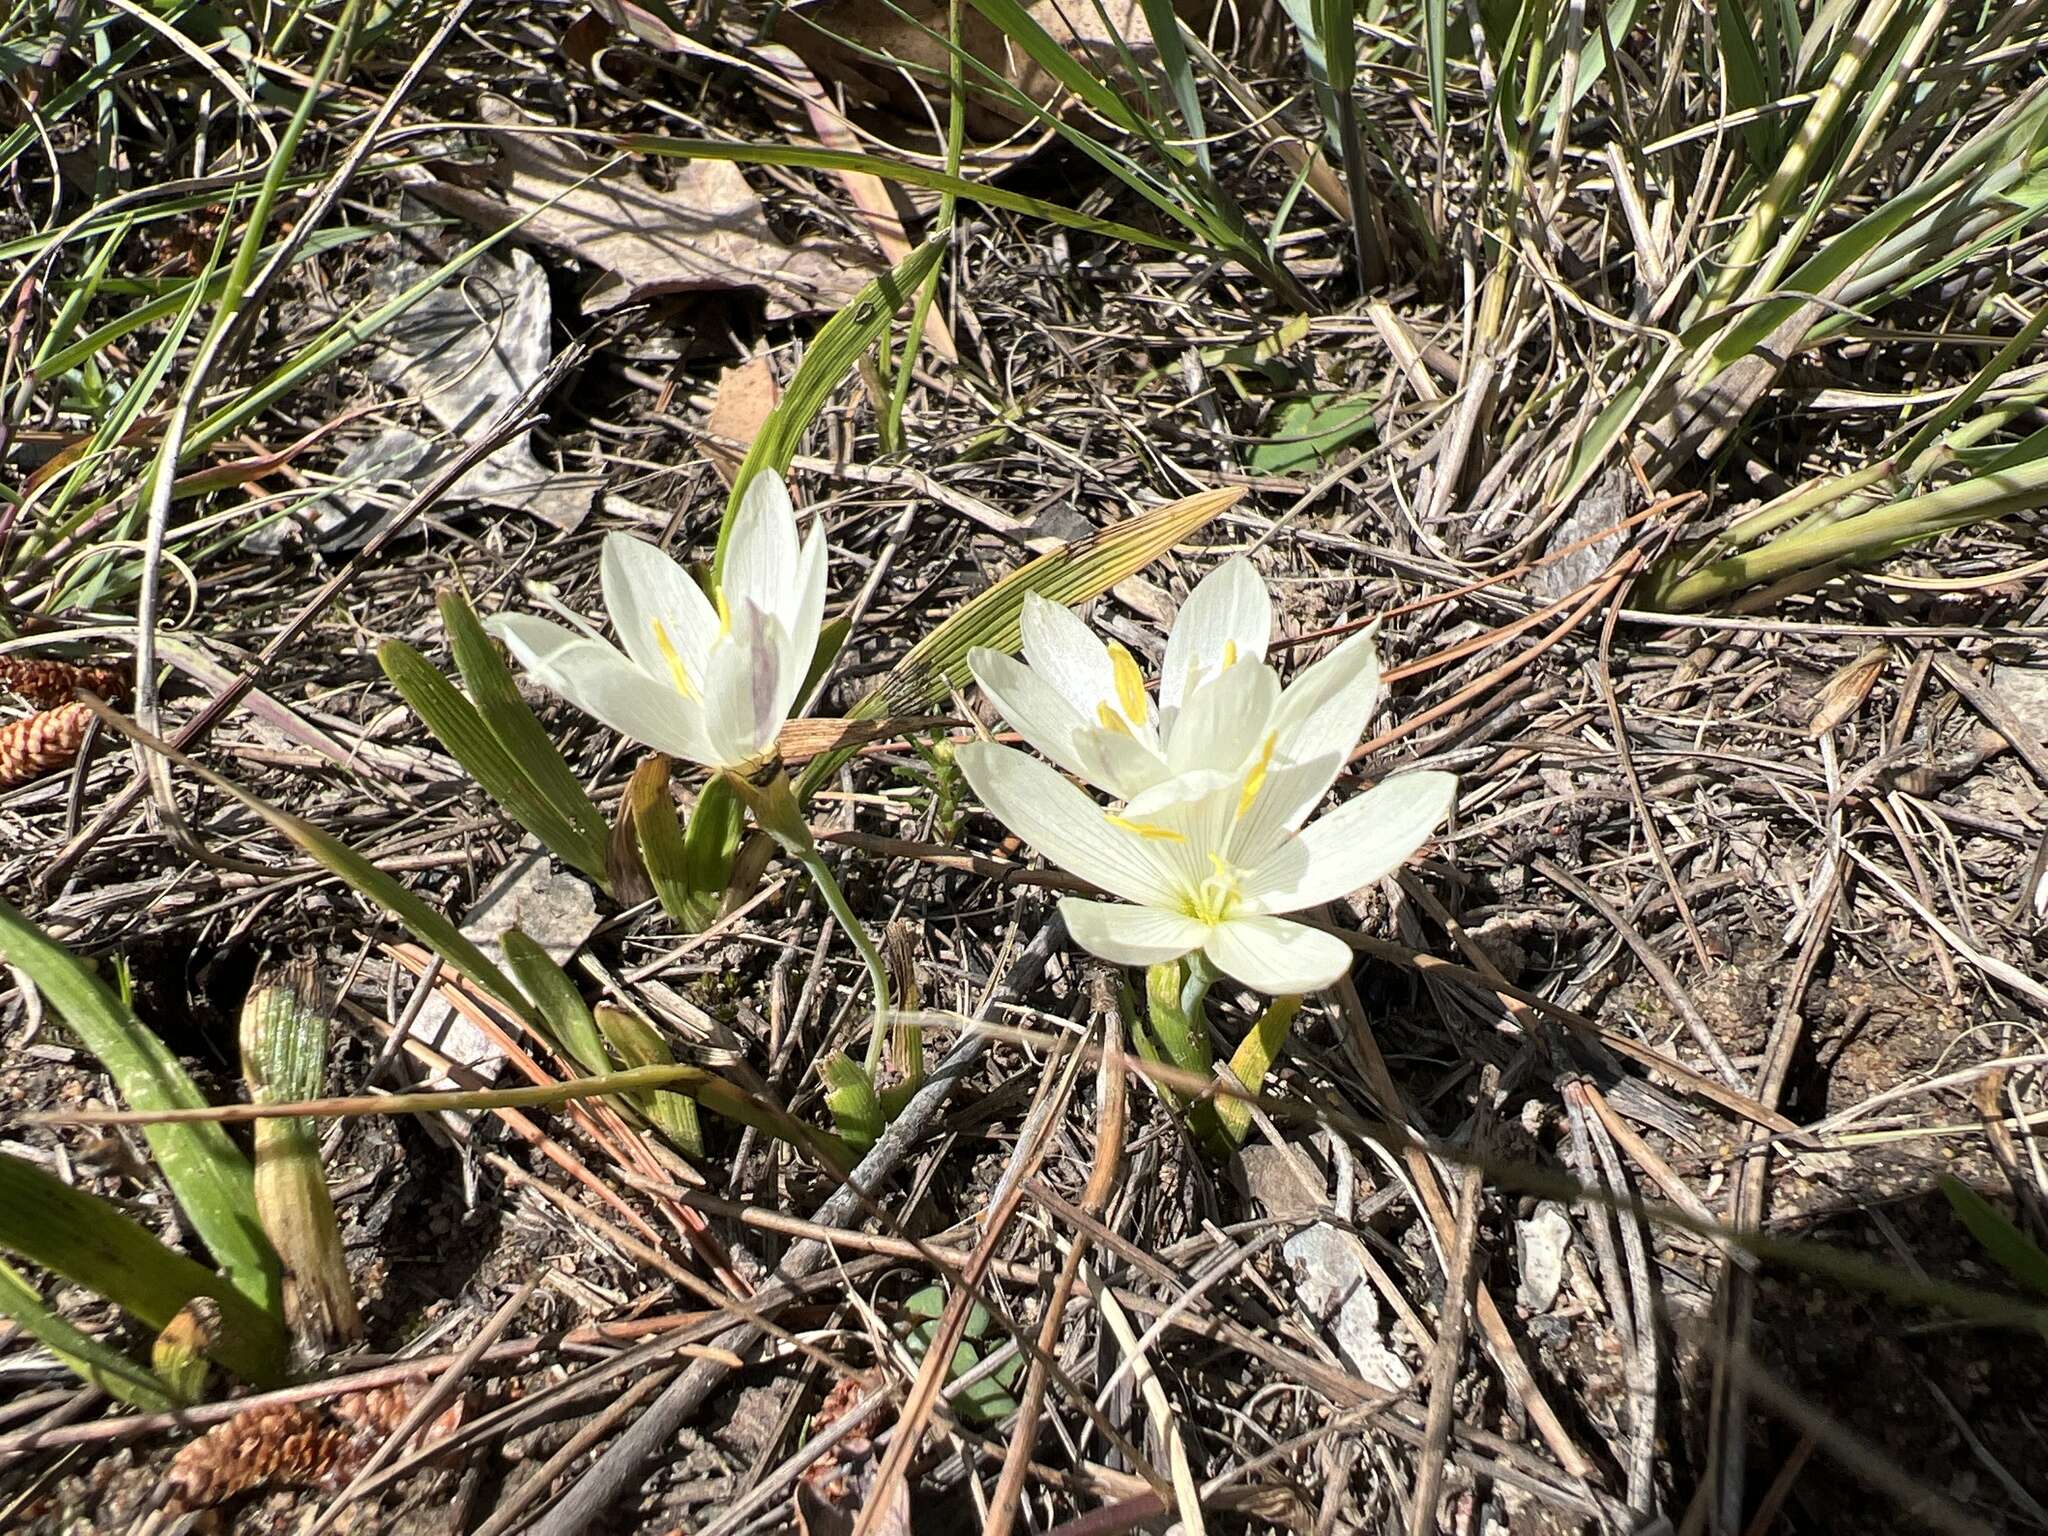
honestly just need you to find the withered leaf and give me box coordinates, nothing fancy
[411,98,864,320]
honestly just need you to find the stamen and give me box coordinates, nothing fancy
[1235,732,1277,820]
[1107,813,1186,843]
[1107,641,1148,724]
[1095,702,1134,737]
[714,588,733,638]
[651,619,698,700]
[1222,640,1238,668]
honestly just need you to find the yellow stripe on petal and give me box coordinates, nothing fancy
[1107,641,1148,723]
[1095,701,1133,737]
[1235,732,1277,820]
[714,588,733,638]
[651,619,698,701]
[1106,813,1186,843]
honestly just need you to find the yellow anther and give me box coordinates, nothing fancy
[1107,813,1186,843]
[1095,701,1134,737]
[1107,641,1148,724]
[1235,732,1277,820]
[1222,640,1238,668]
[651,619,698,700]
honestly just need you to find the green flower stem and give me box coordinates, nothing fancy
[722,770,893,1075]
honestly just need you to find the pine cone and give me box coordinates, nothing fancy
[0,702,93,787]
[0,656,124,709]
[160,1383,463,1512]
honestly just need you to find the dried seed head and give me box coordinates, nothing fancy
[0,656,124,710]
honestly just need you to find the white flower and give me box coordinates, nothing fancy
[966,558,1276,801]
[958,626,1455,995]
[488,472,826,773]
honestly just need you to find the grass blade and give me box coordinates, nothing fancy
[0,1153,287,1384]
[440,589,610,868]
[0,895,280,1319]
[378,638,610,885]
[709,237,948,578]
[0,1256,181,1410]
[501,929,611,1076]
[85,702,542,1031]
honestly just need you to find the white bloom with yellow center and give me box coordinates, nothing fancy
[958,624,1455,995]
[967,558,1277,801]
[487,471,826,773]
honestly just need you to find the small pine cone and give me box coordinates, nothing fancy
[160,1384,464,1512]
[0,702,93,788]
[0,656,124,709]
[162,1402,367,1511]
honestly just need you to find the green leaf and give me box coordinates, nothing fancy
[712,239,948,579]
[0,896,280,1320]
[682,776,746,921]
[799,614,853,708]
[1216,995,1301,1147]
[0,1154,287,1384]
[627,757,724,932]
[500,929,610,1077]
[1714,0,1778,166]
[1248,392,1378,474]
[593,1005,704,1158]
[379,638,609,885]
[89,704,542,1031]
[1940,1176,2048,1301]
[439,590,610,870]
[0,1256,181,1410]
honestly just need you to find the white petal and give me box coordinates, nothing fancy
[1058,898,1208,968]
[1242,771,1456,913]
[1226,749,1347,865]
[1116,769,1246,899]
[1270,629,1381,770]
[601,534,719,684]
[789,520,829,663]
[972,648,1162,799]
[1018,592,1116,719]
[1165,660,1281,776]
[956,742,1174,907]
[489,613,714,762]
[1161,558,1271,713]
[699,603,789,767]
[724,470,801,626]
[1203,914,1353,994]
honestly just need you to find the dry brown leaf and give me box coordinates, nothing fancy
[1808,644,1890,736]
[411,98,864,320]
[775,715,951,762]
[702,353,783,487]
[775,0,1157,140]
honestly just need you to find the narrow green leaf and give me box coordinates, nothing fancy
[379,639,609,884]
[1248,392,1378,474]
[1940,1176,2048,1301]
[87,704,542,1030]
[626,756,720,932]
[799,614,853,708]
[0,1154,287,1384]
[1217,995,1302,1146]
[1135,0,1209,172]
[0,1257,180,1410]
[1714,0,1778,166]
[711,239,948,578]
[0,896,280,1319]
[594,1005,704,1158]
[439,590,609,869]
[501,929,610,1076]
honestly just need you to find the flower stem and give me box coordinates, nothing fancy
[723,769,894,1075]
[796,845,894,1075]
